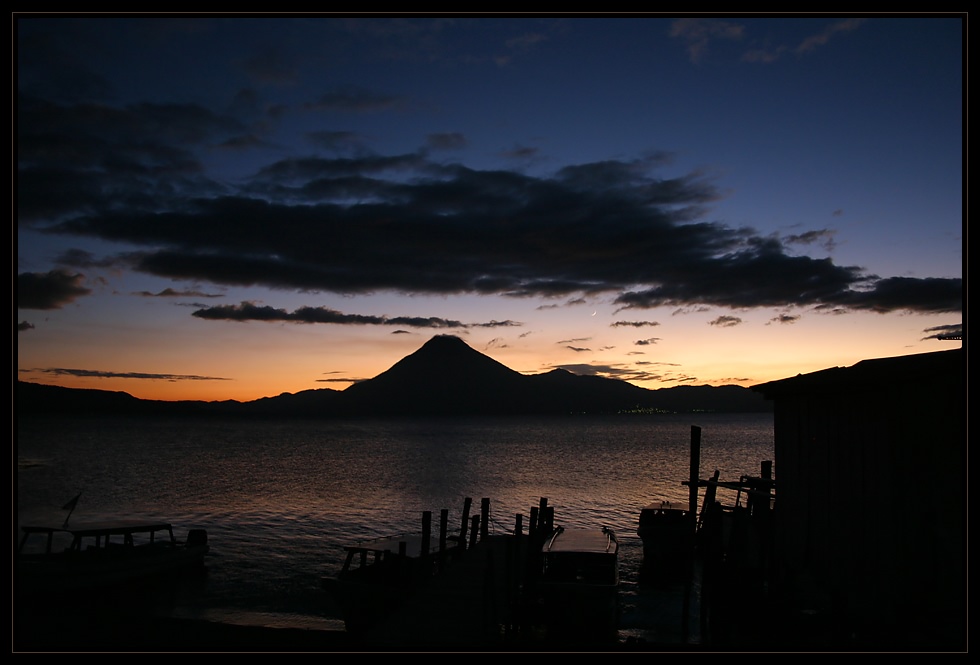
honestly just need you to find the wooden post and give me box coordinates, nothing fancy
[528,507,539,542]
[514,513,523,537]
[537,497,548,534]
[481,498,490,540]
[698,469,720,530]
[469,515,480,548]
[459,497,472,551]
[506,518,518,635]
[689,425,701,526]
[439,508,449,571]
[683,424,702,645]
[421,511,432,559]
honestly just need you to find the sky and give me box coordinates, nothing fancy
[15,14,965,403]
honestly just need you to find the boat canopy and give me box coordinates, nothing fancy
[19,520,177,555]
[22,520,175,537]
[543,527,618,555]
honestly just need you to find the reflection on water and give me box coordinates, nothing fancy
[16,412,773,629]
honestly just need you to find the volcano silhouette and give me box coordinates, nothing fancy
[342,334,532,415]
[341,334,661,416]
[17,334,774,418]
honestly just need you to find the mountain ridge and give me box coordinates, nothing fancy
[16,334,773,418]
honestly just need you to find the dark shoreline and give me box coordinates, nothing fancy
[14,605,965,653]
[14,609,355,653]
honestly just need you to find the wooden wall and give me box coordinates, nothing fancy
[755,349,965,646]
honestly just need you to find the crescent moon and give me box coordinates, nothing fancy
[591,311,597,316]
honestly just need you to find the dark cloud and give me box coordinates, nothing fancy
[552,362,672,384]
[304,86,405,112]
[815,276,963,314]
[768,313,801,325]
[611,321,661,328]
[18,321,35,332]
[55,249,119,269]
[191,302,520,329]
[634,338,661,345]
[709,315,743,328]
[783,228,837,253]
[921,323,963,341]
[484,337,507,350]
[795,18,867,55]
[215,134,271,151]
[16,96,236,225]
[307,131,369,153]
[670,18,745,64]
[500,144,540,160]
[28,368,229,381]
[727,18,866,64]
[316,376,364,384]
[17,270,91,310]
[16,30,115,103]
[426,132,467,151]
[17,94,961,317]
[132,288,224,298]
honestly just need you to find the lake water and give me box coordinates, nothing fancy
[15,412,774,637]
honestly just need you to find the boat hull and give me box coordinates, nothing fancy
[637,505,693,583]
[536,527,620,642]
[537,581,619,640]
[18,546,209,596]
[322,533,456,636]
[16,521,209,603]
[322,574,417,636]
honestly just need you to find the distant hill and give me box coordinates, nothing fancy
[16,334,773,418]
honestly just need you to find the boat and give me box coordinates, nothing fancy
[322,532,461,636]
[535,526,620,641]
[16,519,210,598]
[636,501,695,582]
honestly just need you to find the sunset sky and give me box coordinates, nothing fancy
[16,15,964,403]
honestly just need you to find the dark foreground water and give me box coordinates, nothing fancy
[15,412,774,640]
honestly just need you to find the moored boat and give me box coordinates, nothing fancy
[16,519,210,598]
[535,526,620,641]
[636,501,694,583]
[322,531,466,635]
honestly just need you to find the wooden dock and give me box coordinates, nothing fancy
[15,487,798,652]
[349,533,522,650]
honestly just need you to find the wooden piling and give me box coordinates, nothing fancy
[439,508,449,571]
[526,506,540,591]
[698,469,720,530]
[688,425,701,526]
[469,515,480,548]
[683,425,702,645]
[459,497,472,551]
[480,498,490,540]
[421,511,431,560]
